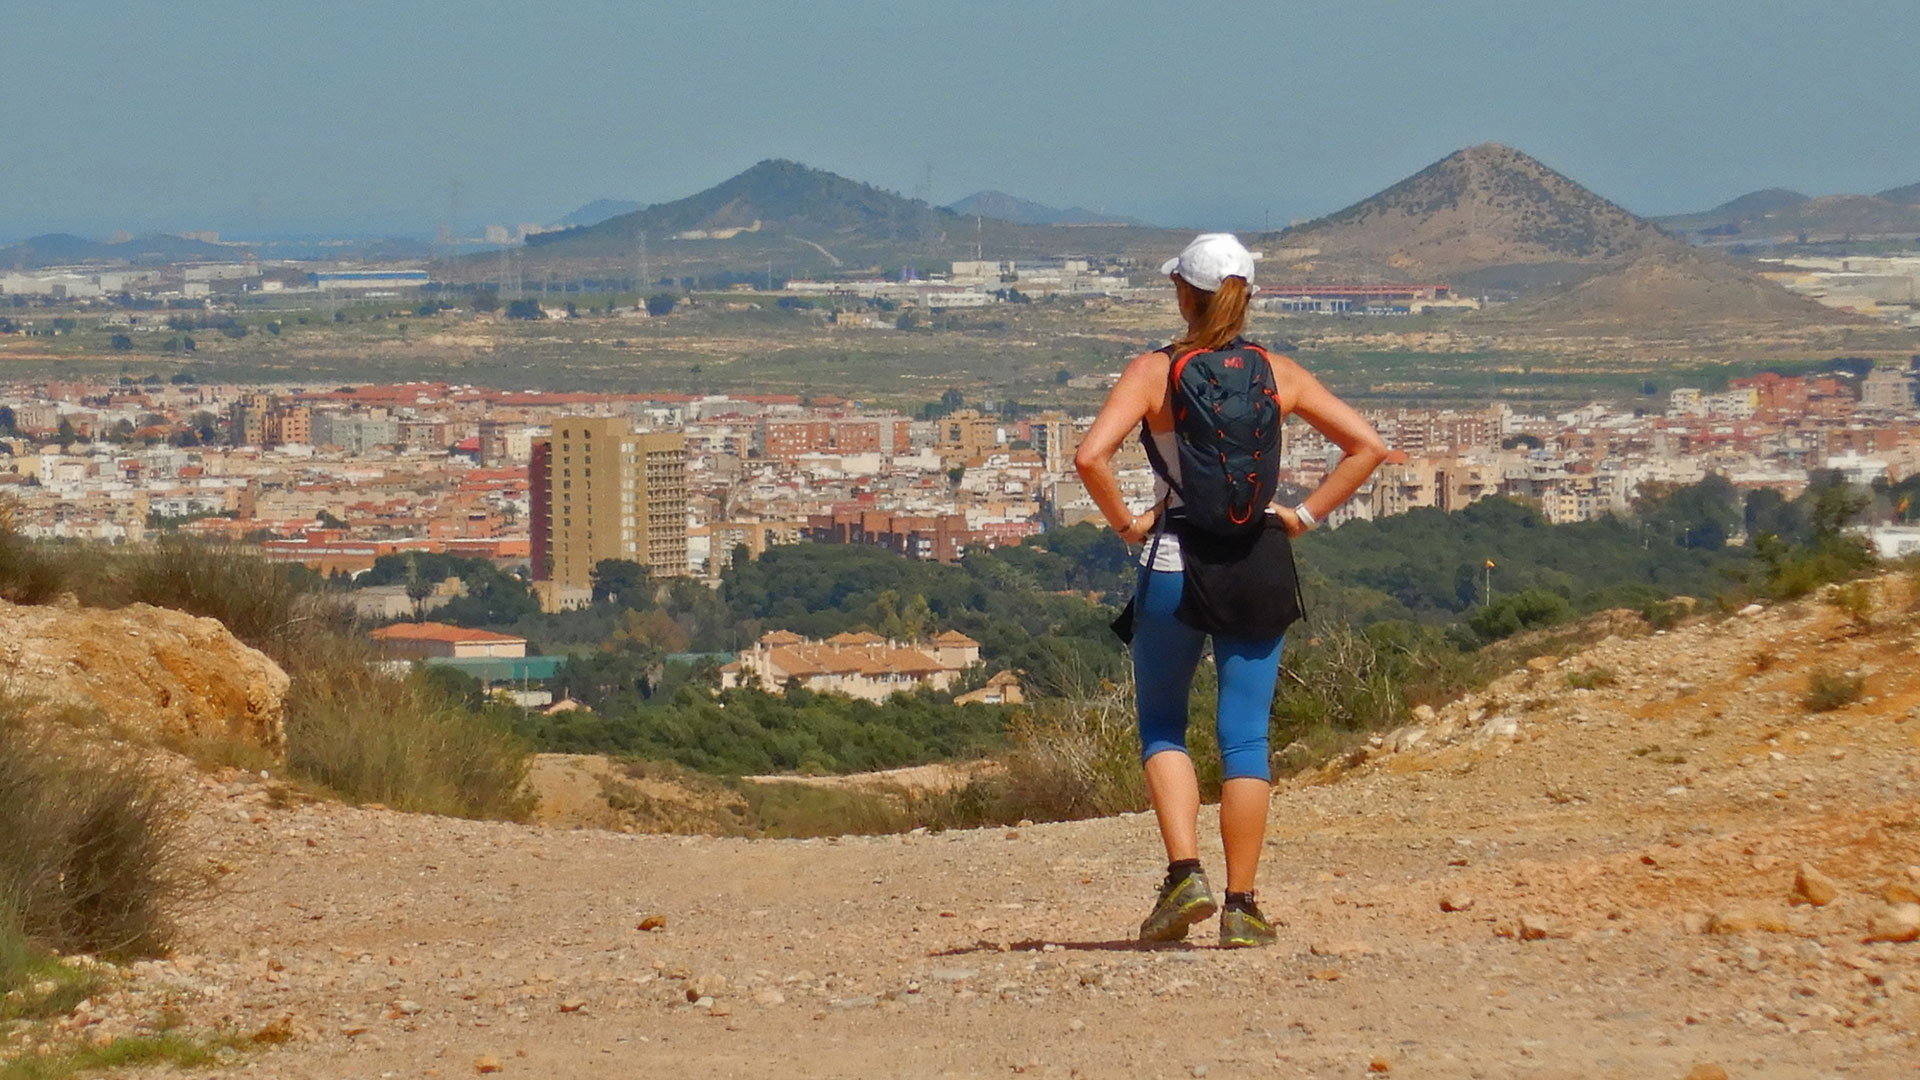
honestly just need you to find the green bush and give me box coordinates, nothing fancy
[733,781,918,839]
[1824,580,1876,629]
[1273,623,1478,743]
[0,702,193,961]
[1639,598,1691,631]
[1467,588,1573,642]
[521,685,1007,777]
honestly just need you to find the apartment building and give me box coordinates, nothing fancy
[532,417,688,589]
[757,413,911,462]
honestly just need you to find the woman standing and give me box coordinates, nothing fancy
[1073,233,1389,947]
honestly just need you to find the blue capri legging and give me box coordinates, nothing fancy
[1132,566,1286,782]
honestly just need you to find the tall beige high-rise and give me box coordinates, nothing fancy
[542,417,687,588]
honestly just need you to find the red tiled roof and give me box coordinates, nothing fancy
[370,622,526,645]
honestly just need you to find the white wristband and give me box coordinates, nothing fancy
[1292,503,1318,529]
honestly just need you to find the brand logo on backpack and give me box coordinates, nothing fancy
[1141,341,1283,537]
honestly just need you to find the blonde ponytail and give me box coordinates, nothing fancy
[1170,275,1251,355]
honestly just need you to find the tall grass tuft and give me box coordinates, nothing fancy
[0,699,195,961]
[0,494,81,604]
[1270,622,1483,769]
[285,637,532,820]
[102,537,352,658]
[995,677,1148,822]
[113,543,533,817]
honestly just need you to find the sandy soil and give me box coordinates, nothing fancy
[36,580,1920,1079]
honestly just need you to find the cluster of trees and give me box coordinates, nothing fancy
[516,684,1008,776]
[1295,495,1748,630]
[357,552,541,626]
[1301,475,1879,645]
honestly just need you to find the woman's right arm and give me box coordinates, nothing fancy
[1074,351,1167,545]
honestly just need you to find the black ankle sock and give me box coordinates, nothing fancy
[1166,859,1202,883]
[1224,890,1257,911]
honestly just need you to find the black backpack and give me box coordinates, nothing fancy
[1140,338,1283,537]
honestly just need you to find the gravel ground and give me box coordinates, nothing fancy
[15,581,1920,1079]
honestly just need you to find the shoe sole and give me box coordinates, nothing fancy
[1139,896,1219,943]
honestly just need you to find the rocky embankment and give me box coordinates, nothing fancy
[8,580,1920,1078]
[0,596,288,753]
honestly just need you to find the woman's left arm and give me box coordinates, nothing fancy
[1274,358,1390,536]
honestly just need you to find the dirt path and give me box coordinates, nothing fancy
[87,584,1920,1078]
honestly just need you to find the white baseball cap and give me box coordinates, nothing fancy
[1160,232,1258,294]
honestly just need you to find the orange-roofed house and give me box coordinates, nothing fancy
[370,622,528,661]
[720,628,979,702]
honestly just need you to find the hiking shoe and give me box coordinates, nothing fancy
[1218,899,1278,948]
[1138,869,1218,943]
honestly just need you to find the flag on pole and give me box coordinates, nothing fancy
[1484,559,1496,569]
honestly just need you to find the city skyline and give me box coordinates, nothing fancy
[5,0,1920,241]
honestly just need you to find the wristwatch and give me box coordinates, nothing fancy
[1292,504,1318,530]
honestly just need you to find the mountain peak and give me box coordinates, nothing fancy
[1453,141,1523,160]
[1264,144,1672,279]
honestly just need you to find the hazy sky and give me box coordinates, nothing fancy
[4,0,1917,241]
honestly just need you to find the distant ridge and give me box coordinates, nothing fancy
[1877,181,1920,206]
[463,159,1184,279]
[530,160,944,249]
[1496,246,1865,330]
[944,191,1144,227]
[555,199,644,229]
[1659,186,1920,240]
[0,232,240,270]
[1654,187,1812,232]
[1256,143,1675,282]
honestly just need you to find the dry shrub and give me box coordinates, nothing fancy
[286,636,533,821]
[733,781,919,838]
[1565,667,1618,691]
[995,678,1148,822]
[1824,580,1876,631]
[1804,668,1865,713]
[103,537,351,658]
[0,699,196,962]
[0,493,86,604]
